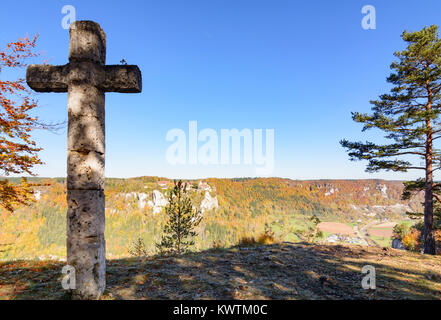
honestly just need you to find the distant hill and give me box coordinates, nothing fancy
[207,177,422,221]
[0,177,422,260]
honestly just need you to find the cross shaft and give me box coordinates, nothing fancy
[26,20,142,299]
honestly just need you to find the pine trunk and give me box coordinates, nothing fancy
[424,159,436,254]
[177,192,181,255]
[424,92,436,255]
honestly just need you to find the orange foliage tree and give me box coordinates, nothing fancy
[0,35,43,211]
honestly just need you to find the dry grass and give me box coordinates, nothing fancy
[239,229,277,246]
[257,232,276,245]
[1,243,440,300]
[238,236,258,246]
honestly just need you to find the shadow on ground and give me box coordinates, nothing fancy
[1,242,440,300]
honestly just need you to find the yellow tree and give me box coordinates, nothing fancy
[0,35,44,211]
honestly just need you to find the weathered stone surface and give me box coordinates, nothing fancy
[68,115,105,154]
[67,189,105,299]
[67,151,104,190]
[67,190,105,236]
[68,62,105,87]
[26,65,69,92]
[100,65,142,93]
[68,84,105,119]
[69,21,106,65]
[25,20,142,300]
[67,234,106,300]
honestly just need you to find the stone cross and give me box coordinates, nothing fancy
[26,21,142,299]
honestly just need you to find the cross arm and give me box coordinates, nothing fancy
[100,65,142,93]
[26,64,69,93]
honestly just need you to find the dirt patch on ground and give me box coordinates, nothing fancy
[318,222,355,236]
[369,227,393,237]
[375,222,397,228]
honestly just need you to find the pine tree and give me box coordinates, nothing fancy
[304,215,323,242]
[128,237,148,257]
[156,180,202,255]
[341,25,441,254]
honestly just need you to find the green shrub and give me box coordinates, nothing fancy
[393,222,411,240]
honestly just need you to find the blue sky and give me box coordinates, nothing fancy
[1,0,441,180]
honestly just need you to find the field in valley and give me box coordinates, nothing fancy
[316,220,410,248]
[318,222,356,236]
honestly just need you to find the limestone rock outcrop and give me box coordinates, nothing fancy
[150,190,168,214]
[200,191,219,213]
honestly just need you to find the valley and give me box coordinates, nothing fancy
[0,177,421,260]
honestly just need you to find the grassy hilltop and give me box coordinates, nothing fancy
[1,243,440,300]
